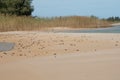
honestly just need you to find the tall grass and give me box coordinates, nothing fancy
[0,14,111,32]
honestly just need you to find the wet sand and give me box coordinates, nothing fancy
[0,42,15,52]
[0,32,120,80]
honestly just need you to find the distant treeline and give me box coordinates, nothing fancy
[106,16,120,22]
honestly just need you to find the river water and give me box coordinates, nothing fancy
[54,26,120,33]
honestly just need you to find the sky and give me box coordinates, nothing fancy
[32,0,120,18]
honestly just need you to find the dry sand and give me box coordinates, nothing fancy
[0,32,120,80]
[112,23,120,26]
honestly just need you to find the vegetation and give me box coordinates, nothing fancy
[106,16,120,22]
[0,0,33,16]
[0,0,112,32]
[0,15,111,32]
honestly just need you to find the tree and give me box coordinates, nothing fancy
[90,15,98,19]
[0,0,34,16]
[107,16,120,22]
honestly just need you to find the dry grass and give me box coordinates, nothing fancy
[0,14,111,32]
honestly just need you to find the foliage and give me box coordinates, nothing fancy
[107,16,120,22]
[90,15,98,19]
[0,0,33,16]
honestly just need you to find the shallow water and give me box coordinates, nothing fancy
[0,42,15,52]
[54,26,120,33]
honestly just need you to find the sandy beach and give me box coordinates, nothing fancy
[0,32,120,80]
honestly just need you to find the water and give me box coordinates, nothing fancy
[54,26,120,33]
[0,42,15,52]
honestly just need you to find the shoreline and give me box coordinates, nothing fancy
[111,22,120,26]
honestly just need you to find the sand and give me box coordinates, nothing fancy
[112,23,120,26]
[0,32,120,80]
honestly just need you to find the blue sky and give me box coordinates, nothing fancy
[32,0,120,18]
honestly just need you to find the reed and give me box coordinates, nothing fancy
[0,14,111,32]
